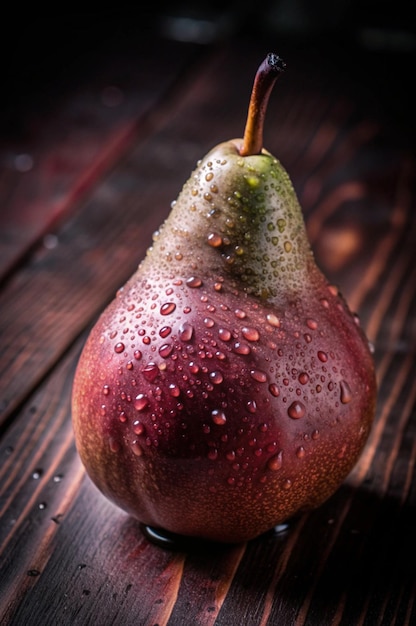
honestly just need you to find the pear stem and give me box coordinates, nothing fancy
[240,53,286,157]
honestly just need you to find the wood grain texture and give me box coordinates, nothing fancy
[0,23,415,626]
[0,35,202,282]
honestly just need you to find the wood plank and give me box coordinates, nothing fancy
[0,46,215,427]
[0,34,201,282]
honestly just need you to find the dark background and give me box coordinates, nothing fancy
[2,2,415,141]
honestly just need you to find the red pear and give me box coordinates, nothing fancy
[72,54,376,544]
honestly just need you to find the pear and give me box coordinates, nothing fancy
[72,54,376,545]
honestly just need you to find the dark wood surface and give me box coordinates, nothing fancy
[1,10,415,625]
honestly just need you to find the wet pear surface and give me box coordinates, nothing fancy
[72,140,376,543]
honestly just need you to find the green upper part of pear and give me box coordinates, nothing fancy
[144,139,318,300]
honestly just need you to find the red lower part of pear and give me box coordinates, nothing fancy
[72,273,376,544]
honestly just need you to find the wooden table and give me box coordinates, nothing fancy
[1,13,415,625]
